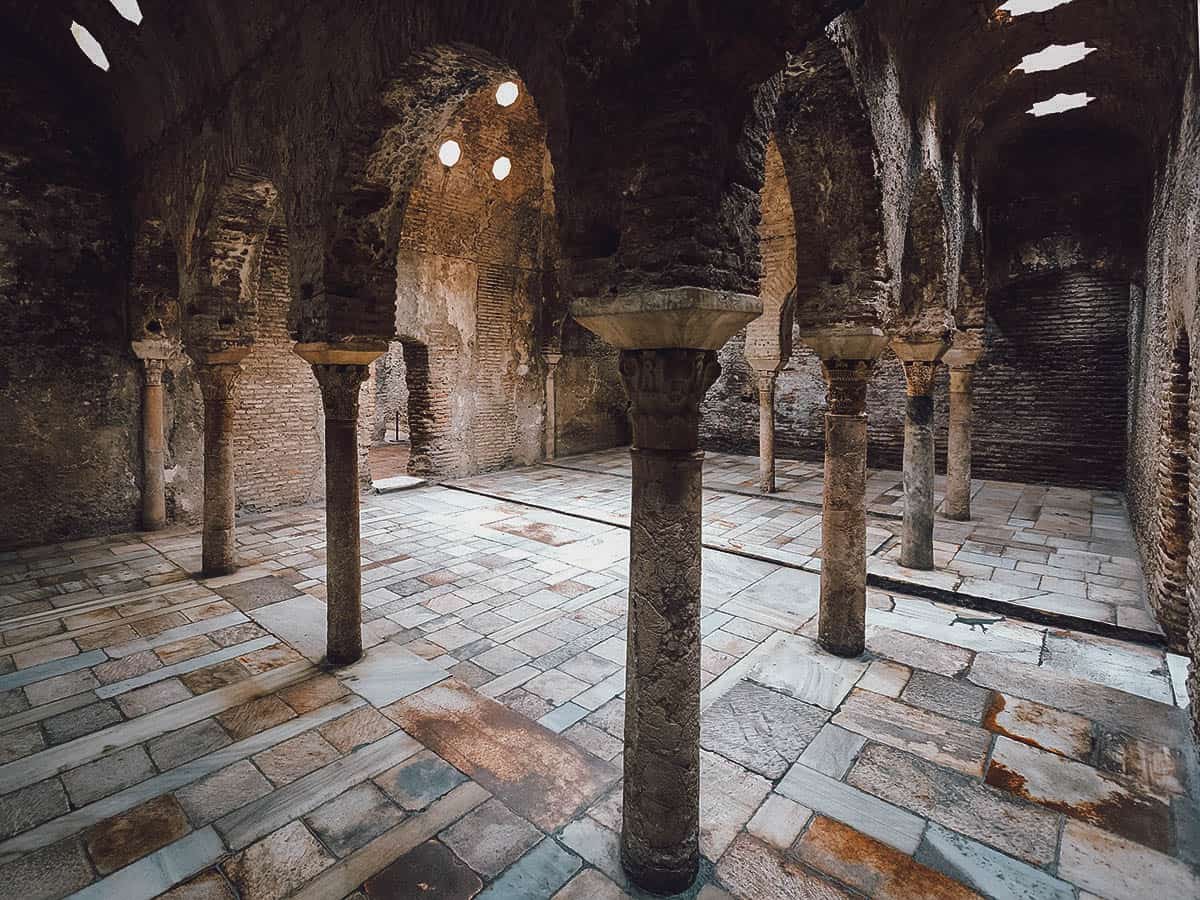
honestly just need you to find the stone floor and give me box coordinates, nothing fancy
[463,449,1160,641]
[0,459,1195,899]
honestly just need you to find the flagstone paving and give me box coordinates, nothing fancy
[0,459,1195,899]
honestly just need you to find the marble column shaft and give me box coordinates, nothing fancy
[140,358,168,531]
[817,359,875,657]
[899,359,941,570]
[312,364,371,666]
[757,372,777,494]
[544,353,562,461]
[196,363,244,576]
[945,366,975,521]
[618,348,719,895]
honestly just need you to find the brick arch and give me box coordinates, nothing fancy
[1155,326,1195,652]
[774,35,889,329]
[310,44,557,347]
[899,170,950,331]
[745,137,796,369]
[184,169,282,354]
[129,218,181,341]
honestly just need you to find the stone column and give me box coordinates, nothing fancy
[892,337,949,571]
[194,349,249,576]
[755,371,778,494]
[571,286,760,895]
[801,328,888,658]
[544,352,562,460]
[132,340,173,531]
[296,343,385,666]
[942,332,984,522]
[619,348,719,894]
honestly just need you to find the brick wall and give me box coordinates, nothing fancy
[231,223,325,510]
[702,269,1130,489]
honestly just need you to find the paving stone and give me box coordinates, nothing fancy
[1058,817,1200,900]
[305,781,405,857]
[798,816,980,899]
[557,816,626,887]
[215,695,296,741]
[847,742,1059,866]
[116,677,194,717]
[732,632,867,710]
[982,692,1093,762]
[474,644,533,675]
[0,687,29,717]
[899,671,991,724]
[156,635,220,665]
[180,660,252,695]
[148,718,232,770]
[986,736,1173,852]
[0,778,69,840]
[557,651,621,684]
[441,797,542,877]
[339,641,448,706]
[223,820,335,900]
[968,653,1187,748]
[833,689,992,776]
[562,721,623,760]
[275,673,348,714]
[867,629,974,677]
[447,660,493,688]
[238,644,304,675]
[499,687,555,720]
[158,869,237,899]
[796,722,867,779]
[62,745,156,806]
[539,702,590,733]
[84,793,191,874]
[0,722,44,763]
[216,576,302,612]
[699,748,772,858]
[716,833,856,900]
[209,622,269,647]
[43,698,122,744]
[523,669,588,705]
[585,697,625,739]
[1096,730,1186,799]
[916,823,1074,900]
[476,836,582,899]
[778,759,926,855]
[746,792,812,851]
[701,679,828,778]
[252,730,341,785]
[94,651,162,686]
[0,836,94,900]
[552,867,628,899]
[176,760,274,826]
[363,839,482,899]
[23,668,98,706]
[857,659,911,698]
[317,705,397,753]
[385,679,618,832]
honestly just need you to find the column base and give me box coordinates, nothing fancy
[620,840,699,896]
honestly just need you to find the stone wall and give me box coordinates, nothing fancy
[374,343,409,443]
[231,223,325,511]
[0,54,137,549]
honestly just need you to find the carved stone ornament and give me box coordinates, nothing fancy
[821,358,875,415]
[312,364,371,421]
[619,348,721,451]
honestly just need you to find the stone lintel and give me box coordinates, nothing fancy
[798,326,889,362]
[571,287,761,351]
[942,329,985,369]
[543,351,564,367]
[293,341,388,367]
[745,356,783,375]
[131,339,177,362]
[890,334,950,363]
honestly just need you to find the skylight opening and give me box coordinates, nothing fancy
[438,140,462,167]
[70,22,110,71]
[492,157,512,181]
[1014,42,1096,74]
[109,0,143,25]
[997,0,1074,16]
[495,81,519,107]
[1027,92,1095,117]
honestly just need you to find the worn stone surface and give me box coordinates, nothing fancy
[716,833,856,900]
[223,820,335,900]
[441,798,542,878]
[363,839,483,899]
[700,680,828,778]
[84,794,191,874]
[304,782,405,857]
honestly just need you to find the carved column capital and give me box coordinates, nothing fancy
[899,359,941,398]
[820,358,875,416]
[543,352,563,370]
[619,349,720,451]
[754,370,778,396]
[141,357,166,387]
[311,364,371,422]
[195,363,244,403]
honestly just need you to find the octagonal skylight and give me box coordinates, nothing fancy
[109,0,143,25]
[70,22,109,71]
[1014,42,1096,74]
[1028,92,1095,117]
[998,0,1074,15]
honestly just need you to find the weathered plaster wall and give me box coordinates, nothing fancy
[374,343,410,443]
[0,54,136,549]
[1131,68,1200,712]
